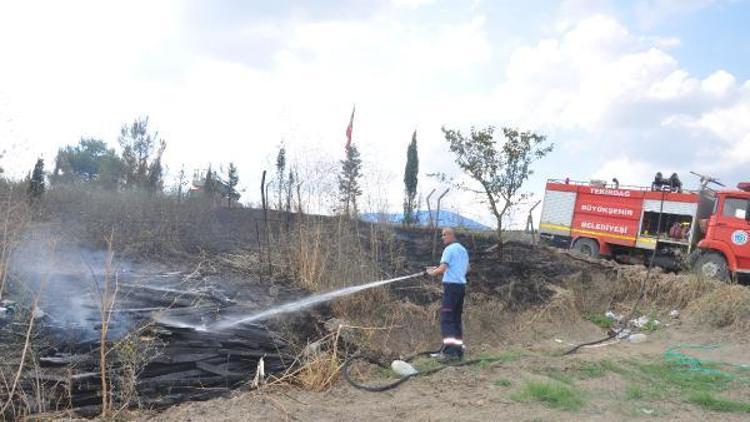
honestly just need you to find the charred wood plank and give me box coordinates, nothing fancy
[39,353,93,367]
[216,348,281,358]
[195,361,248,378]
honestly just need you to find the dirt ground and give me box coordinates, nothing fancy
[135,322,750,422]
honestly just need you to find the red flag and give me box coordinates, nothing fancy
[345,105,355,150]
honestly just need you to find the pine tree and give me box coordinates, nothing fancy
[146,156,163,193]
[118,117,166,191]
[28,158,45,202]
[403,130,419,226]
[338,144,363,217]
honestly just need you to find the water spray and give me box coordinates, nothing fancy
[210,272,425,330]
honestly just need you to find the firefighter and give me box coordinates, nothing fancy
[669,173,683,193]
[652,172,667,191]
[426,227,469,360]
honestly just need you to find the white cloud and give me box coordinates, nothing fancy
[1,2,747,227]
[592,157,659,186]
[701,70,736,97]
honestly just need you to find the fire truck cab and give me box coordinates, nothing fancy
[539,178,750,280]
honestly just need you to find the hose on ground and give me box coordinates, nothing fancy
[564,190,667,355]
[343,348,506,392]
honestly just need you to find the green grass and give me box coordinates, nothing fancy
[411,356,444,372]
[472,349,524,370]
[511,380,586,411]
[625,385,644,400]
[687,392,750,413]
[539,368,574,385]
[538,360,623,384]
[494,378,512,387]
[586,313,615,329]
[574,361,610,379]
[635,361,733,392]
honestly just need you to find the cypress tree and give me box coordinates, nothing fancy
[403,130,419,226]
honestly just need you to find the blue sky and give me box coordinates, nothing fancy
[0,0,748,226]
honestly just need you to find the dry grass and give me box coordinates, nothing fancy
[524,284,582,329]
[281,216,402,293]
[295,348,343,392]
[687,285,750,329]
[611,266,721,310]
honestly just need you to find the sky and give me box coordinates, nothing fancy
[1,0,749,227]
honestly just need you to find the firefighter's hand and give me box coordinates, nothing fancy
[424,266,437,276]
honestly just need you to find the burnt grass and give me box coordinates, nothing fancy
[6,197,593,416]
[391,227,584,309]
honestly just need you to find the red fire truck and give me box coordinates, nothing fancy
[538,175,750,280]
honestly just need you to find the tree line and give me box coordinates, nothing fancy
[19,117,242,207]
[11,116,553,244]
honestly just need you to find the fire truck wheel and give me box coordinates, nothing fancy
[572,238,600,258]
[693,252,729,281]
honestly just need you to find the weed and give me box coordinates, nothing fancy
[642,309,661,332]
[411,356,443,373]
[494,378,512,387]
[597,359,625,375]
[376,366,398,379]
[538,368,573,385]
[687,392,750,413]
[625,385,643,400]
[574,361,608,379]
[511,380,585,411]
[473,349,523,370]
[635,361,733,392]
[586,313,615,329]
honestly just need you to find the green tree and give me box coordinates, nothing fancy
[442,126,553,246]
[27,158,45,202]
[118,117,166,191]
[52,138,125,189]
[227,162,240,207]
[403,130,419,226]
[338,144,363,217]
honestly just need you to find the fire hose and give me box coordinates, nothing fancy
[344,191,667,389]
[343,349,508,392]
[563,189,667,355]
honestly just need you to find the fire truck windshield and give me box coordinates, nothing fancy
[723,197,749,219]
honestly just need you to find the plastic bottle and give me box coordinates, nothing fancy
[391,360,419,377]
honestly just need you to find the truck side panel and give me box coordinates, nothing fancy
[571,187,643,247]
[571,214,639,247]
[642,199,697,216]
[540,187,576,236]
